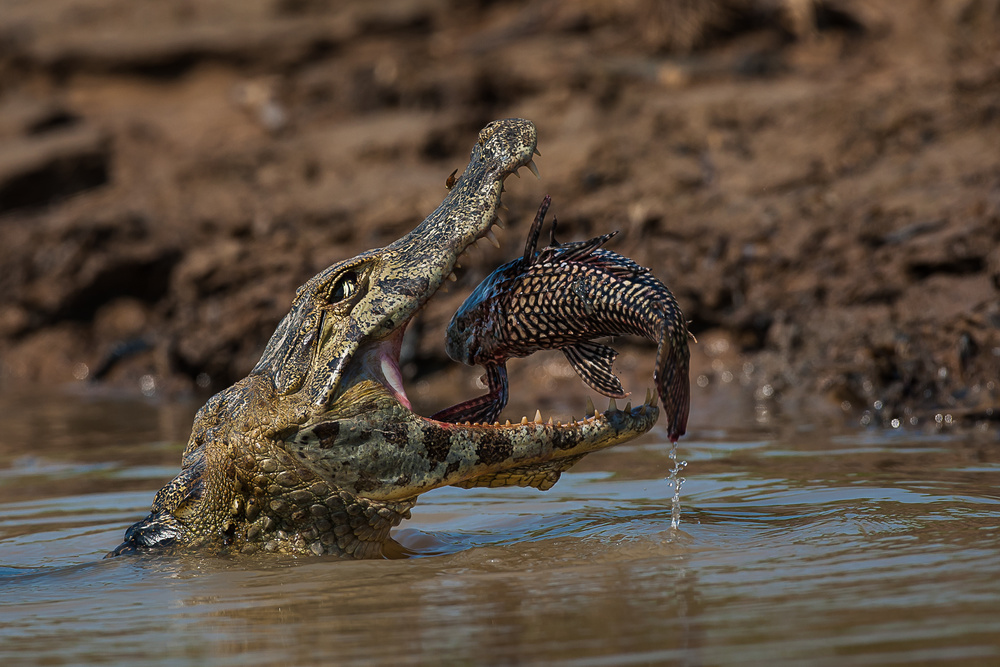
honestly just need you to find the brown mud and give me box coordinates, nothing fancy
[1,1,998,430]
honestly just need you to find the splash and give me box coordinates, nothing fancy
[668,442,688,530]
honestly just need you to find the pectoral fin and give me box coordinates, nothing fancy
[563,342,628,398]
[431,364,509,425]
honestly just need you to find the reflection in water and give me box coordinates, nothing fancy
[0,389,998,665]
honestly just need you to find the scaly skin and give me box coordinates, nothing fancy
[437,195,690,442]
[108,119,660,558]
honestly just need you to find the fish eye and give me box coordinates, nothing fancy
[330,271,358,303]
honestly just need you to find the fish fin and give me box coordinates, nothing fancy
[539,231,619,265]
[452,455,584,491]
[430,364,508,425]
[563,343,628,398]
[654,314,691,443]
[523,195,552,263]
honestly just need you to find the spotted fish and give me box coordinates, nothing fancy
[434,196,691,442]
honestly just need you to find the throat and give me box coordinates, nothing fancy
[359,329,411,409]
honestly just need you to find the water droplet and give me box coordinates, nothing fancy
[890,418,900,428]
[721,370,734,383]
[667,442,686,530]
[696,374,709,388]
[140,374,156,397]
[761,384,774,397]
[195,372,211,388]
[841,400,851,411]
[72,363,89,381]
[707,338,730,356]
[873,400,883,410]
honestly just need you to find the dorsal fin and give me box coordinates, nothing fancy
[563,342,628,398]
[523,195,551,264]
[537,231,619,265]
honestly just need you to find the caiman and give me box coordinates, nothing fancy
[109,119,660,559]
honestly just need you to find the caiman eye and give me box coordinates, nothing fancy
[330,271,358,303]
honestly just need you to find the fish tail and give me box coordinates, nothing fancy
[653,308,691,443]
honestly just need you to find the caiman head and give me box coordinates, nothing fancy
[109,119,660,559]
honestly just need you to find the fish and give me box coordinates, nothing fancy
[433,195,691,442]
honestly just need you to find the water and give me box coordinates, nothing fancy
[1,388,998,666]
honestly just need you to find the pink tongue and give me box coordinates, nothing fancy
[380,352,411,409]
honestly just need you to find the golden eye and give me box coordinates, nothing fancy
[330,271,357,303]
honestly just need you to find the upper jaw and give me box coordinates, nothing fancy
[298,119,539,411]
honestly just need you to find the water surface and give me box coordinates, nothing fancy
[1,388,998,666]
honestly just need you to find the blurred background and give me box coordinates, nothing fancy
[0,0,998,429]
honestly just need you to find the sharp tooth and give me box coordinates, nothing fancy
[511,169,521,179]
[505,419,512,427]
[625,401,632,411]
[527,159,540,180]
[495,206,508,228]
[447,271,457,282]
[640,404,647,415]
[533,147,541,157]
[454,261,462,269]
[645,388,653,405]
[586,396,595,417]
[494,421,500,426]
[546,416,553,425]
[609,398,618,411]
[571,416,577,424]
[556,419,562,426]
[534,409,542,423]
[520,416,528,425]
[486,229,501,248]
[650,391,659,408]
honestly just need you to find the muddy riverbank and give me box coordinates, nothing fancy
[1,0,998,430]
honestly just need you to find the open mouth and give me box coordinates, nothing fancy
[358,177,662,434]
[310,117,661,488]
